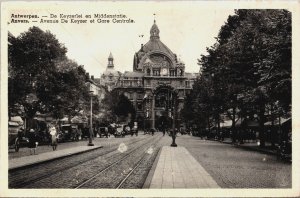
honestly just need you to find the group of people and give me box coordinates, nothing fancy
[24,124,59,155]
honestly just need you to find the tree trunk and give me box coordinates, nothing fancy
[207,115,210,134]
[270,104,276,148]
[240,114,244,144]
[232,108,236,143]
[259,104,265,147]
[68,115,72,123]
[217,116,220,137]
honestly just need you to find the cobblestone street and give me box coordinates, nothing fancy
[176,135,291,188]
[9,133,291,189]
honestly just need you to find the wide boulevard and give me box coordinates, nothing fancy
[9,132,291,189]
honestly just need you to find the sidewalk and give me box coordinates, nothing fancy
[146,146,220,188]
[217,138,277,155]
[9,145,102,170]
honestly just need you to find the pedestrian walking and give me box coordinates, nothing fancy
[28,129,38,155]
[49,125,58,151]
[78,128,82,140]
[151,128,155,136]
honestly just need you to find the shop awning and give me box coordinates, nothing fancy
[71,115,88,124]
[265,117,291,126]
[10,116,23,125]
[60,117,69,122]
[220,119,241,128]
[8,121,20,126]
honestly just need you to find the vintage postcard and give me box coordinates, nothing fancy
[1,1,300,197]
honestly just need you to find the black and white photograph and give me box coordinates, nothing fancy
[1,1,299,197]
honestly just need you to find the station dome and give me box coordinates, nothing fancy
[133,20,177,71]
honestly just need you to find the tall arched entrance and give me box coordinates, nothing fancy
[151,85,177,130]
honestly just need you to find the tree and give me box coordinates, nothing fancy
[100,90,136,124]
[196,10,291,146]
[36,59,90,119]
[8,26,91,121]
[182,76,215,131]
[9,27,67,118]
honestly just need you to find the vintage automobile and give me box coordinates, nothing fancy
[57,124,80,142]
[8,121,28,152]
[80,126,90,140]
[114,124,130,137]
[99,127,109,138]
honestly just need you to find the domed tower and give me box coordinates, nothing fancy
[133,20,180,76]
[100,52,121,91]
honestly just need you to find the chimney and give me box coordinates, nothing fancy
[91,75,94,80]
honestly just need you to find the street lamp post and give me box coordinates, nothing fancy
[88,91,94,146]
[171,93,177,147]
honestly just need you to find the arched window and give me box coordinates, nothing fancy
[147,68,151,76]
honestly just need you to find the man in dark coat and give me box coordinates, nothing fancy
[28,129,38,155]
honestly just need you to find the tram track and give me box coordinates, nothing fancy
[116,139,161,189]
[74,135,162,189]
[9,136,150,188]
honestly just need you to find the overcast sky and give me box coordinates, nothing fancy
[7,2,235,77]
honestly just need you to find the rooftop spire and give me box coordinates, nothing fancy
[107,52,114,68]
[108,52,113,60]
[150,17,160,40]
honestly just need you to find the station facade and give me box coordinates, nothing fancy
[100,20,198,129]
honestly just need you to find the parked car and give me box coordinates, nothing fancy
[114,124,129,137]
[99,127,109,138]
[58,124,80,142]
[81,127,90,140]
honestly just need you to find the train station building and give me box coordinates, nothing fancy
[100,20,198,129]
